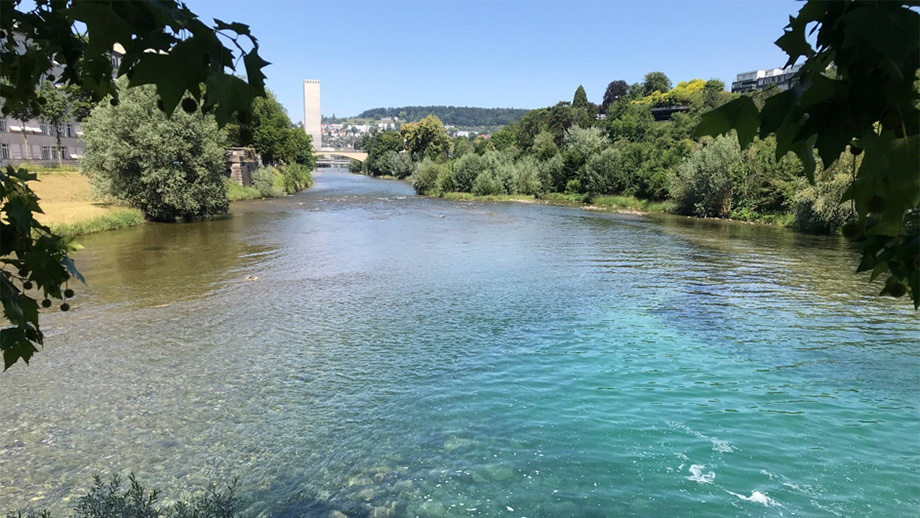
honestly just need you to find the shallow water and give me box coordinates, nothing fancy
[2,170,918,517]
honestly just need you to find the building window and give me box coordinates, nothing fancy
[65,123,75,137]
[60,146,68,159]
[41,146,51,160]
[51,147,59,160]
[40,122,52,136]
[0,144,10,159]
[0,119,7,132]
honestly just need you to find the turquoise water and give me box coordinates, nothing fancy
[1,170,918,517]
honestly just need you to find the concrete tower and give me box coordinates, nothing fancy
[303,79,321,151]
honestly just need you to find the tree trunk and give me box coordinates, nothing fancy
[20,123,30,161]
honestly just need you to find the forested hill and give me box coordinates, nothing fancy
[355,106,530,127]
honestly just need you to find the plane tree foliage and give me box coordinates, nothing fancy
[695,0,920,307]
[0,0,268,370]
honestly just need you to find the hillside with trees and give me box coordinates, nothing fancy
[353,106,529,128]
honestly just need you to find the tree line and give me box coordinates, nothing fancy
[354,106,530,128]
[355,72,853,234]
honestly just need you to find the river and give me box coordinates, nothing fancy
[1,170,918,517]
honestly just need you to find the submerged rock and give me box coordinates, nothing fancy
[417,500,446,518]
[442,436,473,451]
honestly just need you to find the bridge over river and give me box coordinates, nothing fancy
[315,150,367,167]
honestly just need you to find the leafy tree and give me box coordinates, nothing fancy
[377,150,414,179]
[512,155,543,196]
[6,101,34,161]
[451,152,485,192]
[1,0,267,370]
[36,80,85,167]
[531,130,558,161]
[360,130,404,176]
[82,81,229,222]
[581,148,628,195]
[572,85,589,110]
[410,159,448,195]
[643,71,672,95]
[400,115,450,161]
[601,80,629,114]
[671,135,742,218]
[695,0,919,306]
[227,90,312,166]
[703,79,725,93]
[563,126,609,157]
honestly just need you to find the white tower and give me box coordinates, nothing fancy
[303,79,322,151]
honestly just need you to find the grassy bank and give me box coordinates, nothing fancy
[48,208,144,238]
[29,171,144,236]
[226,179,262,201]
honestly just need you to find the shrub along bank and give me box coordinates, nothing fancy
[357,76,856,235]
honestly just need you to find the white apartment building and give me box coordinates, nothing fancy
[731,64,803,93]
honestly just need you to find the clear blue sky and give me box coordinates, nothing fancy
[186,0,803,122]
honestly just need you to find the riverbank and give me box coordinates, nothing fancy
[433,188,800,226]
[29,170,145,238]
[28,167,315,238]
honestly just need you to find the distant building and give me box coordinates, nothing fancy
[303,79,322,151]
[731,64,802,93]
[0,43,125,167]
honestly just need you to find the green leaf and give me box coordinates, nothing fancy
[213,18,251,36]
[693,97,760,148]
[243,49,270,98]
[759,90,797,137]
[2,327,39,370]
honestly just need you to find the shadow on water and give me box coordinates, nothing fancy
[72,210,278,307]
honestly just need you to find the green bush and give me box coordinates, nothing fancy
[471,169,507,196]
[224,179,261,201]
[347,159,363,174]
[8,473,239,518]
[280,163,312,194]
[451,152,484,192]
[537,154,565,195]
[733,137,799,215]
[410,159,447,195]
[671,136,741,217]
[512,155,543,196]
[251,166,285,198]
[377,151,414,179]
[81,81,228,222]
[581,147,628,195]
[791,158,857,234]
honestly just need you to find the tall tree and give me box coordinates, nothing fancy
[643,71,672,95]
[37,81,71,166]
[601,80,629,113]
[572,85,589,110]
[400,115,450,161]
[695,0,919,307]
[82,81,228,222]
